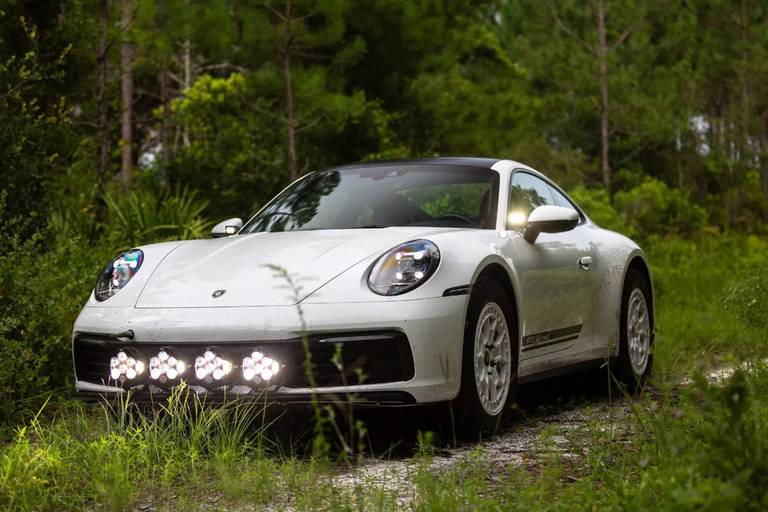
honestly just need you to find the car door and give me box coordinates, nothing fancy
[505,171,595,362]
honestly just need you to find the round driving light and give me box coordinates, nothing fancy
[242,352,281,383]
[148,350,186,381]
[108,351,145,382]
[193,350,232,381]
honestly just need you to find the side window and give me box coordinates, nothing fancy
[548,185,576,211]
[508,172,554,226]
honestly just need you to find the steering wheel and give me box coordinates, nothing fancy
[437,212,474,225]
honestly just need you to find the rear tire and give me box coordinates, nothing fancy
[452,277,518,437]
[614,268,654,392]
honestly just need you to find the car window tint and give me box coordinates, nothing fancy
[508,172,554,217]
[548,185,576,211]
[241,165,500,232]
[400,182,494,227]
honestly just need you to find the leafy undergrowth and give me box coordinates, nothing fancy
[1,366,768,511]
[648,234,768,381]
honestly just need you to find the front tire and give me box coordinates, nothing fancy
[615,268,654,391]
[453,277,518,436]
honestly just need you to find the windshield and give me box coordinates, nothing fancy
[241,164,500,233]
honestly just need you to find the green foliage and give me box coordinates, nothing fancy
[169,73,287,218]
[615,178,708,237]
[648,235,768,380]
[0,12,73,229]
[725,263,768,331]
[170,72,400,218]
[0,228,108,423]
[0,391,270,511]
[104,186,209,248]
[568,180,708,239]
[681,370,768,509]
[568,185,628,234]
[1,3,768,508]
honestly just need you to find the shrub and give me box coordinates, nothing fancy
[724,264,768,331]
[104,186,210,249]
[568,185,629,235]
[614,177,707,237]
[640,369,768,511]
[0,228,108,422]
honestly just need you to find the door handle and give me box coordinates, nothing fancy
[578,256,592,270]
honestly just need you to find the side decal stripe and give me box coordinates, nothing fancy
[521,324,582,352]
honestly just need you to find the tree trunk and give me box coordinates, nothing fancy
[160,64,172,190]
[762,140,768,204]
[739,0,750,161]
[283,54,298,181]
[95,0,109,223]
[597,0,611,193]
[282,0,299,181]
[119,0,134,189]
[182,39,191,147]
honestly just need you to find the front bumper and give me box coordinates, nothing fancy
[73,297,467,404]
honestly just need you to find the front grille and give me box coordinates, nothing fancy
[73,331,415,391]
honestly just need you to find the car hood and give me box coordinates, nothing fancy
[135,228,452,308]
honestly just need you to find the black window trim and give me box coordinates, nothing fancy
[507,168,587,230]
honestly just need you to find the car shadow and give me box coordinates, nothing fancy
[263,367,617,459]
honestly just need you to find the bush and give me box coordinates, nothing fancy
[648,235,768,370]
[0,228,108,422]
[724,264,768,331]
[568,185,629,235]
[104,186,210,249]
[614,177,708,237]
[634,369,768,511]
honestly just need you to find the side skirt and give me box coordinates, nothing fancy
[518,357,607,385]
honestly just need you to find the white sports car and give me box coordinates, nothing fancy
[73,158,653,429]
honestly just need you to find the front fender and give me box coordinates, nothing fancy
[302,230,509,304]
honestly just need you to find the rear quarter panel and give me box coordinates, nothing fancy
[584,225,652,359]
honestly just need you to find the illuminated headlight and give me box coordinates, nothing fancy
[194,350,233,381]
[109,351,145,381]
[148,350,186,381]
[368,239,440,295]
[242,351,281,382]
[95,249,144,301]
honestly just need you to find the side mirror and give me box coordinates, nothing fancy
[211,217,243,238]
[523,205,579,244]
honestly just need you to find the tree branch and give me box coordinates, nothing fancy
[199,62,252,74]
[297,115,323,133]
[611,28,631,50]
[553,12,596,55]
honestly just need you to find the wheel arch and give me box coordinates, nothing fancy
[624,252,654,329]
[470,257,521,346]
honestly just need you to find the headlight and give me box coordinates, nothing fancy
[94,249,144,301]
[368,240,440,296]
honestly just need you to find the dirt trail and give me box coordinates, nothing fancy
[335,398,633,499]
[334,364,737,502]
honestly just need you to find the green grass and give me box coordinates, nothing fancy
[1,234,767,511]
[649,234,768,381]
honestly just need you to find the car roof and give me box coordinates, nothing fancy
[329,157,503,170]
